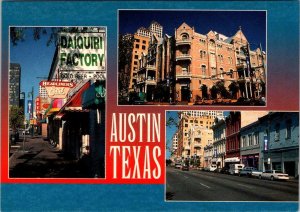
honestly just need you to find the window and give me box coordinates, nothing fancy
[220,68,224,78]
[254,132,259,145]
[286,119,292,139]
[201,65,206,76]
[134,55,138,59]
[135,44,139,48]
[134,61,138,65]
[275,123,280,141]
[229,69,234,78]
[248,134,253,146]
[142,45,146,50]
[211,67,216,76]
[181,33,189,40]
[142,40,146,44]
[200,50,206,59]
[135,39,140,43]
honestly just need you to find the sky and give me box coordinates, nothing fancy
[10,28,56,119]
[119,10,266,50]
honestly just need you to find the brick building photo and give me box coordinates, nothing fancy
[119,11,266,105]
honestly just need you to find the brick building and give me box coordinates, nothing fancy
[174,23,266,103]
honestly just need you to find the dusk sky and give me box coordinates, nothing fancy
[119,10,266,50]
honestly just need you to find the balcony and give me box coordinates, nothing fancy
[176,71,192,80]
[137,77,156,85]
[236,63,247,69]
[146,65,156,71]
[194,143,201,148]
[184,145,190,150]
[176,39,191,46]
[145,78,157,85]
[176,54,192,61]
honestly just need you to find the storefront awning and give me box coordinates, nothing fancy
[55,81,90,119]
[82,81,105,109]
[44,99,65,117]
[224,157,240,163]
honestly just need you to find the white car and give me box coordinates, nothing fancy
[259,170,289,181]
[175,163,182,169]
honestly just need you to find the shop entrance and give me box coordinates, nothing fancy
[284,161,295,176]
[181,86,190,102]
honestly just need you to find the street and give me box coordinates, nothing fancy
[166,166,299,201]
[9,135,90,178]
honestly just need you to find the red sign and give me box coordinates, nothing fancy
[35,97,40,114]
[39,80,76,99]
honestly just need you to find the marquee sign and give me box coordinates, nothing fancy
[58,29,107,81]
[39,81,76,99]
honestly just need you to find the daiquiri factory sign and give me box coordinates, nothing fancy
[58,28,106,81]
[40,81,76,99]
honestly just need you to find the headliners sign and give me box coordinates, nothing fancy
[58,29,106,81]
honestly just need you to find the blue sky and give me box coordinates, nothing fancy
[119,10,266,50]
[10,28,56,119]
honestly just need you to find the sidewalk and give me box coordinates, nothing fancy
[9,136,89,178]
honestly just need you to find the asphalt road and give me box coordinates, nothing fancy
[166,166,299,201]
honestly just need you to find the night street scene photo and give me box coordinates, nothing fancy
[165,111,299,201]
[118,11,266,106]
[9,27,106,178]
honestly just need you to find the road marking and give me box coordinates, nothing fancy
[237,183,252,189]
[199,183,210,189]
[184,176,189,179]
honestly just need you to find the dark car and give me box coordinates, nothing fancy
[182,164,189,171]
[220,167,229,174]
[9,130,19,145]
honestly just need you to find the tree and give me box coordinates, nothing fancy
[200,84,208,99]
[210,85,218,99]
[229,81,239,99]
[9,106,24,131]
[10,27,94,46]
[215,81,230,98]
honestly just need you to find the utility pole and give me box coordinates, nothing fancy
[28,86,34,137]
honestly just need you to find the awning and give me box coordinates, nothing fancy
[44,99,65,117]
[82,81,105,109]
[55,81,90,119]
[224,157,240,163]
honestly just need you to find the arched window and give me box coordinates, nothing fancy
[181,33,189,40]
[220,68,224,78]
[201,65,206,76]
[200,50,206,59]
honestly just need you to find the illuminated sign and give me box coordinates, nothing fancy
[40,81,76,99]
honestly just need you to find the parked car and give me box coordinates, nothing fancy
[259,170,289,181]
[175,163,182,169]
[181,164,189,171]
[239,167,258,177]
[220,167,230,174]
[9,129,19,144]
[251,170,263,178]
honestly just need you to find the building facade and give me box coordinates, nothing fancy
[176,111,214,167]
[211,117,226,168]
[9,63,21,107]
[174,23,266,103]
[259,112,299,177]
[240,120,261,169]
